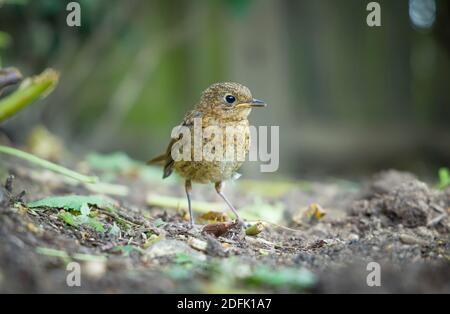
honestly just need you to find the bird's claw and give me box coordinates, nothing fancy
[235,219,248,229]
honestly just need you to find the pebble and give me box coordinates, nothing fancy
[399,234,428,246]
[348,233,359,241]
[205,235,226,257]
[187,237,208,252]
[83,261,106,279]
[0,187,8,206]
[415,226,434,239]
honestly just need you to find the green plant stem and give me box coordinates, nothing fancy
[0,69,59,123]
[0,145,98,184]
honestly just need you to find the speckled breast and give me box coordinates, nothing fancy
[173,119,250,183]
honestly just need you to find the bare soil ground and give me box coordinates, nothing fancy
[0,156,449,293]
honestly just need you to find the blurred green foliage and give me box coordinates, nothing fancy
[438,167,450,189]
[0,0,449,178]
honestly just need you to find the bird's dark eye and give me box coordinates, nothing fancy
[225,95,236,104]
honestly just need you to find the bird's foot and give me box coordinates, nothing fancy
[188,221,201,231]
[234,219,248,229]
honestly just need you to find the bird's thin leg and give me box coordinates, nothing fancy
[185,180,194,227]
[215,182,242,222]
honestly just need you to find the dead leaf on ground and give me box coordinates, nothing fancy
[197,211,229,224]
[292,203,326,225]
[202,221,236,237]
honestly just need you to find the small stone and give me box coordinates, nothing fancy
[415,226,434,239]
[382,180,431,227]
[348,233,359,241]
[205,235,226,257]
[0,186,8,207]
[323,238,344,247]
[366,170,417,196]
[187,237,207,252]
[83,261,106,279]
[399,234,428,246]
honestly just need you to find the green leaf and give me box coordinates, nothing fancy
[87,217,105,233]
[0,31,12,49]
[80,203,91,216]
[58,212,78,227]
[438,167,450,189]
[108,222,121,236]
[154,218,165,228]
[0,69,59,123]
[58,211,105,233]
[28,195,113,211]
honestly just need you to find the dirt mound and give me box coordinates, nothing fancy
[354,172,449,229]
[363,169,418,198]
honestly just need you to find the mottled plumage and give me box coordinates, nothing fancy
[149,82,266,226]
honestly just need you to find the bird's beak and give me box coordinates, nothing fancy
[250,99,267,108]
[235,99,267,109]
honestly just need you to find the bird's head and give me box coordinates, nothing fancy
[197,82,266,121]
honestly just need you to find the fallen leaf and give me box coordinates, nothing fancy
[245,222,264,236]
[202,221,236,237]
[292,203,327,225]
[142,234,161,249]
[28,195,114,211]
[197,211,229,224]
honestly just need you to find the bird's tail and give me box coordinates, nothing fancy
[147,154,167,165]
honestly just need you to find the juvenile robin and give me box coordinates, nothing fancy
[148,82,266,227]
